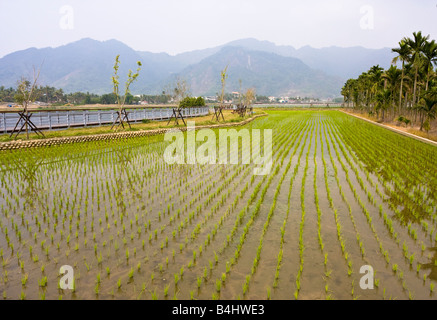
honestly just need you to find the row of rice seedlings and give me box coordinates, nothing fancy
[155,118,298,298]
[0,139,194,298]
[106,163,204,295]
[323,117,393,296]
[237,164,286,296]
[187,166,248,242]
[318,119,358,299]
[187,166,254,260]
[341,127,436,247]
[325,118,414,299]
[332,124,414,219]
[159,165,235,249]
[163,131,264,273]
[358,125,437,213]
[320,119,368,264]
[330,121,426,248]
[209,120,303,297]
[240,117,307,298]
[325,121,391,262]
[294,119,315,299]
[312,118,335,299]
[333,116,436,242]
[338,112,437,194]
[332,118,432,274]
[213,119,303,255]
[110,161,224,272]
[270,120,310,294]
[331,123,387,203]
[188,118,306,298]
[185,125,278,295]
[313,120,325,254]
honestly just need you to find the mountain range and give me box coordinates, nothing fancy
[0,38,395,98]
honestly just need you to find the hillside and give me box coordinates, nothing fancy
[0,38,159,94]
[173,46,343,97]
[169,38,394,79]
[0,38,394,98]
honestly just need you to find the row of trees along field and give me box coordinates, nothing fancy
[0,85,142,106]
[0,86,271,106]
[341,31,437,132]
[0,85,271,106]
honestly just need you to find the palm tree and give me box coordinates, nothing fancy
[350,79,360,109]
[341,79,353,108]
[402,63,415,111]
[375,88,392,122]
[418,87,437,130]
[382,65,402,117]
[405,31,429,108]
[418,94,437,130]
[367,65,384,112]
[423,40,437,91]
[392,40,411,112]
[356,72,369,109]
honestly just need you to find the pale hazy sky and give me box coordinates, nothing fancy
[0,0,436,58]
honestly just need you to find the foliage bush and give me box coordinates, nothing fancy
[179,97,205,108]
[397,116,411,127]
[423,119,430,132]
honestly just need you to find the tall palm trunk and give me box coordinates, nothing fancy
[413,65,419,107]
[420,110,425,131]
[404,91,409,116]
[425,67,430,91]
[399,61,404,114]
[392,89,395,120]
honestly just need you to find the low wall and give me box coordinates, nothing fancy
[0,113,267,151]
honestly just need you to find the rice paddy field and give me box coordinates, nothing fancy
[0,109,436,300]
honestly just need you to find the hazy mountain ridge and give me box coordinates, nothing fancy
[173,38,394,79]
[0,38,394,98]
[174,46,343,97]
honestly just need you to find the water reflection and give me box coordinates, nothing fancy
[420,247,437,282]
